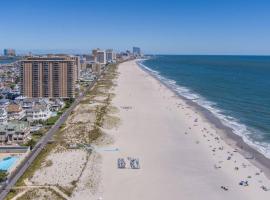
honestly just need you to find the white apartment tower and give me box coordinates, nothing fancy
[106,49,116,63]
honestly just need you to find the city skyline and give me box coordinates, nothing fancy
[0,1,270,199]
[1,0,270,55]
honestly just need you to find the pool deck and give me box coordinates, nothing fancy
[0,152,28,173]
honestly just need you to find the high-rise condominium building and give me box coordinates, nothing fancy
[106,49,116,63]
[92,49,99,57]
[91,48,99,63]
[48,54,80,82]
[72,55,80,82]
[96,50,106,64]
[133,47,141,56]
[20,56,77,98]
[4,49,16,57]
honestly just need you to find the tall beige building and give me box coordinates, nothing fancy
[96,50,106,64]
[50,54,80,81]
[20,56,77,98]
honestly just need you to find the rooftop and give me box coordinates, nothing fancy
[7,103,22,113]
[32,104,48,112]
[0,99,9,105]
[0,121,29,133]
[21,55,77,62]
[0,108,7,116]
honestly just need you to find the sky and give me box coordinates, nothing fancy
[1,0,270,55]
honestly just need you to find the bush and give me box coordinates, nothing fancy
[46,116,59,126]
[64,98,74,109]
[57,111,63,116]
[0,170,8,182]
[23,139,37,149]
[32,130,44,136]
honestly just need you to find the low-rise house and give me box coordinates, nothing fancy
[0,121,30,144]
[0,99,10,108]
[49,99,65,112]
[26,103,52,121]
[21,99,35,110]
[0,88,11,97]
[6,103,25,120]
[0,108,7,124]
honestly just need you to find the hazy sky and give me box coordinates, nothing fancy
[1,0,270,55]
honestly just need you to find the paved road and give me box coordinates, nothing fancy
[0,68,107,200]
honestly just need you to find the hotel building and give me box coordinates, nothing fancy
[20,56,77,98]
[133,47,141,57]
[96,50,106,64]
[106,49,116,63]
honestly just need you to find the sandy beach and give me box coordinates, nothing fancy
[91,60,270,200]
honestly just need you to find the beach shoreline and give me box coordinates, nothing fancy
[9,59,270,200]
[137,59,270,179]
[91,59,270,200]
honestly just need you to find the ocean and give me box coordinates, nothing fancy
[141,55,270,158]
[0,57,19,65]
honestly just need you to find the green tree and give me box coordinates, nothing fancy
[15,76,20,84]
[24,139,37,150]
[10,83,16,90]
[0,170,8,182]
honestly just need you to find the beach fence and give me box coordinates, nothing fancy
[0,146,30,154]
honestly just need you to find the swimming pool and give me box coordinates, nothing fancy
[0,156,19,171]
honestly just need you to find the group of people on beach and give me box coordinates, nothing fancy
[196,123,270,193]
[221,181,269,192]
[239,180,249,186]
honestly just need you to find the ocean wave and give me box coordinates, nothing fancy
[137,60,270,159]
